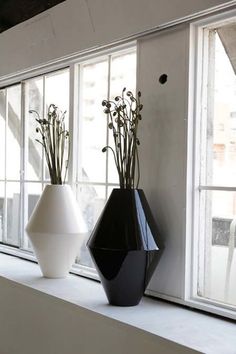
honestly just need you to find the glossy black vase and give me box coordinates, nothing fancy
[87,189,162,306]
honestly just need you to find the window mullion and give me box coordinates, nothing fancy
[202,29,216,299]
[2,89,7,244]
[76,63,83,186]
[42,76,46,189]
[20,82,27,249]
[105,55,112,200]
[68,64,78,190]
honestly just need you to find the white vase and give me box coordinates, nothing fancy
[26,184,86,278]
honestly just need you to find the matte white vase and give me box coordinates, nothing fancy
[26,184,86,278]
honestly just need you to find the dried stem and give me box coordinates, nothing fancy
[30,104,70,185]
[102,88,143,189]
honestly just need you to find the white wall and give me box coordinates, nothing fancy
[0,277,199,354]
[138,24,189,299]
[0,0,232,76]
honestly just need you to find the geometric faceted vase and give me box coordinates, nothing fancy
[87,189,163,306]
[26,185,85,278]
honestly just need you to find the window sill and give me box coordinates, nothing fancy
[0,253,235,354]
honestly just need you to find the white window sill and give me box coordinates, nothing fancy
[0,253,235,354]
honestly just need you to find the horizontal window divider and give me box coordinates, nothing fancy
[19,180,49,184]
[71,263,99,281]
[0,180,120,186]
[75,181,119,187]
[0,242,19,249]
[0,245,36,262]
[146,290,236,320]
[192,294,236,314]
[199,186,236,191]
[0,180,71,184]
[0,180,21,183]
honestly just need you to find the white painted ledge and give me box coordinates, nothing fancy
[0,253,235,354]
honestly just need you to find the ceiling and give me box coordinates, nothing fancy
[0,0,65,33]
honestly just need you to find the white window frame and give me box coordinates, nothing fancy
[186,9,236,320]
[0,69,71,253]
[0,42,137,280]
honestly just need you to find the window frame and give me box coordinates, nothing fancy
[187,9,236,320]
[0,42,137,280]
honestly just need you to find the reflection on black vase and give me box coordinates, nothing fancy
[87,189,163,306]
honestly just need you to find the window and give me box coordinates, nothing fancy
[0,46,136,274]
[0,85,21,247]
[76,50,136,269]
[193,18,236,311]
[0,69,70,251]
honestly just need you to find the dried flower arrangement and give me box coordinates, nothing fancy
[102,88,143,189]
[29,104,70,184]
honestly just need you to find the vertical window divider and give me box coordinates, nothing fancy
[3,89,7,244]
[20,81,26,249]
[42,76,46,190]
[192,25,211,300]
[185,23,196,301]
[202,28,216,299]
[76,63,83,189]
[68,64,78,191]
[197,27,209,300]
[105,55,112,200]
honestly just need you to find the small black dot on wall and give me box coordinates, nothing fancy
[159,74,168,84]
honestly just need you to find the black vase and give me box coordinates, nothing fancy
[87,189,163,306]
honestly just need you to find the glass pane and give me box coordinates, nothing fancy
[44,70,70,181]
[6,85,21,180]
[199,190,236,307]
[0,182,5,242]
[110,51,136,99]
[26,78,43,180]
[76,184,106,267]
[108,51,137,184]
[78,60,108,183]
[205,33,236,186]
[6,182,20,246]
[0,90,6,180]
[45,69,69,114]
[24,183,42,250]
[27,183,42,220]
[107,146,119,184]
